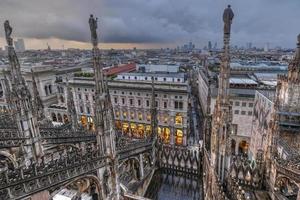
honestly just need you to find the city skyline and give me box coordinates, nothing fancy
[0,0,300,50]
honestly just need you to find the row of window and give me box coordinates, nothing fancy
[121,76,182,82]
[234,110,253,116]
[78,94,95,101]
[112,90,183,99]
[115,111,183,125]
[78,88,94,92]
[231,101,253,107]
[44,85,53,96]
[116,121,184,145]
[114,97,184,110]
[79,106,91,114]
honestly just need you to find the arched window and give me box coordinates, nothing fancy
[175,129,183,145]
[163,127,171,144]
[44,85,49,96]
[48,85,52,94]
[52,113,57,122]
[175,113,183,125]
[60,95,65,103]
[238,140,249,155]
[63,114,69,123]
[57,113,63,122]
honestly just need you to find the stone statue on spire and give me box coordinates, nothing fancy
[223,5,234,35]
[4,20,13,46]
[89,14,98,46]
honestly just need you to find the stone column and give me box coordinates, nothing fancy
[139,154,144,178]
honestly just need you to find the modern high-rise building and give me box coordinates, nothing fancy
[14,38,25,52]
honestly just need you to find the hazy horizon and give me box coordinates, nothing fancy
[0,0,299,50]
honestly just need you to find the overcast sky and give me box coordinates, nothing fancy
[0,0,299,49]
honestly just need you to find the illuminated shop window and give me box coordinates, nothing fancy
[138,113,143,120]
[162,127,170,144]
[175,113,183,125]
[115,111,120,118]
[158,127,162,139]
[87,116,94,131]
[175,129,183,145]
[81,115,87,127]
[115,120,122,130]
[146,125,151,136]
[137,124,145,137]
[122,123,129,135]
[130,123,137,137]
[123,111,127,119]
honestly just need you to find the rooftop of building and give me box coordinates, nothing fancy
[257,90,276,102]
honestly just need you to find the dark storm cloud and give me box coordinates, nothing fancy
[0,0,299,47]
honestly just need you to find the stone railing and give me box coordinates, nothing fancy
[40,127,96,144]
[158,144,200,174]
[0,128,26,148]
[0,148,107,199]
[274,157,300,182]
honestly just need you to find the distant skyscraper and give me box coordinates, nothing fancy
[213,42,217,50]
[264,43,270,52]
[246,42,252,50]
[208,41,212,50]
[14,38,25,52]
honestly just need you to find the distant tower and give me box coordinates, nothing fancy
[264,42,270,52]
[4,20,43,163]
[208,41,212,51]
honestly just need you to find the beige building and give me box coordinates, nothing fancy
[50,72,190,146]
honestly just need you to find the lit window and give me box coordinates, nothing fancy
[162,127,170,144]
[81,115,87,127]
[175,113,183,125]
[137,124,145,138]
[138,113,143,120]
[115,111,120,118]
[130,123,137,137]
[164,116,168,123]
[115,121,122,130]
[175,129,183,145]
[130,112,135,119]
[123,111,127,119]
[146,114,151,121]
[122,123,129,135]
[146,125,151,136]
